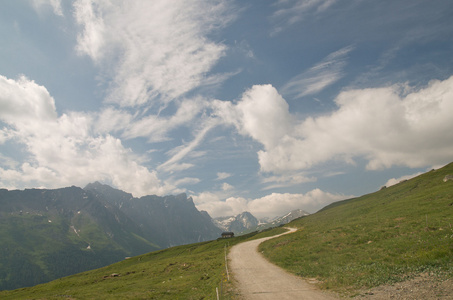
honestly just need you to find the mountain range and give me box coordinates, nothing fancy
[0,181,309,290]
[212,209,310,234]
[0,182,220,290]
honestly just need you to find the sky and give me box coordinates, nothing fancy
[1,0,453,219]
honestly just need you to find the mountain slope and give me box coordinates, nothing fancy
[213,211,259,233]
[84,182,221,247]
[214,209,310,234]
[0,183,221,290]
[0,186,157,290]
[260,162,453,294]
[255,209,310,231]
[0,229,282,300]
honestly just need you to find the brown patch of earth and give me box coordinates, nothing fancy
[354,273,452,299]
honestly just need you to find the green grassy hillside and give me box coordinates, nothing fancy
[0,187,160,290]
[0,229,284,299]
[260,162,453,294]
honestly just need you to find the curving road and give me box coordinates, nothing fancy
[228,228,338,299]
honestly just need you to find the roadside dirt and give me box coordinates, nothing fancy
[354,273,453,299]
[228,228,339,299]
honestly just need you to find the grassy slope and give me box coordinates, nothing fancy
[0,211,157,291]
[260,163,453,294]
[0,228,285,299]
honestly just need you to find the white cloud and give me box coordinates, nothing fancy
[121,98,208,142]
[73,0,235,107]
[32,0,63,16]
[282,46,353,98]
[261,173,316,190]
[194,188,346,218]
[193,192,248,217]
[216,172,232,180]
[235,84,292,149]
[171,177,201,187]
[272,0,337,35]
[384,172,423,188]
[0,75,57,124]
[0,75,175,197]
[247,189,346,218]
[95,106,133,134]
[222,182,234,191]
[73,0,106,61]
[158,117,219,173]
[298,76,453,171]
[215,76,453,179]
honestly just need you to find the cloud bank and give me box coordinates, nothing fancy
[215,76,453,177]
[194,188,346,219]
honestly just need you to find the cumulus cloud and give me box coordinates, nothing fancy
[290,76,453,171]
[0,75,173,196]
[193,189,346,218]
[247,189,345,218]
[282,46,353,98]
[384,172,424,188]
[0,75,57,124]
[73,0,235,107]
[235,84,292,149]
[221,182,234,191]
[193,192,248,217]
[214,76,453,179]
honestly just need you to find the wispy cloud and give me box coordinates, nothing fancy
[32,0,63,16]
[158,118,220,173]
[261,173,316,190]
[73,0,236,107]
[119,98,208,142]
[281,45,353,99]
[271,0,337,35]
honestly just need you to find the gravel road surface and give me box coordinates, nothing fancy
[228,228,338,299]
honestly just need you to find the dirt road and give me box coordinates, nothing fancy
[228,228,338,299]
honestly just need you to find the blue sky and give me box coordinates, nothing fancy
[1,0,453,218]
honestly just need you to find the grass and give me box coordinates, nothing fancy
[0,228,284,299]
[259,163,453,295]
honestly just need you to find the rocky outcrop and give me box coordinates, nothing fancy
[443,175,453,182]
